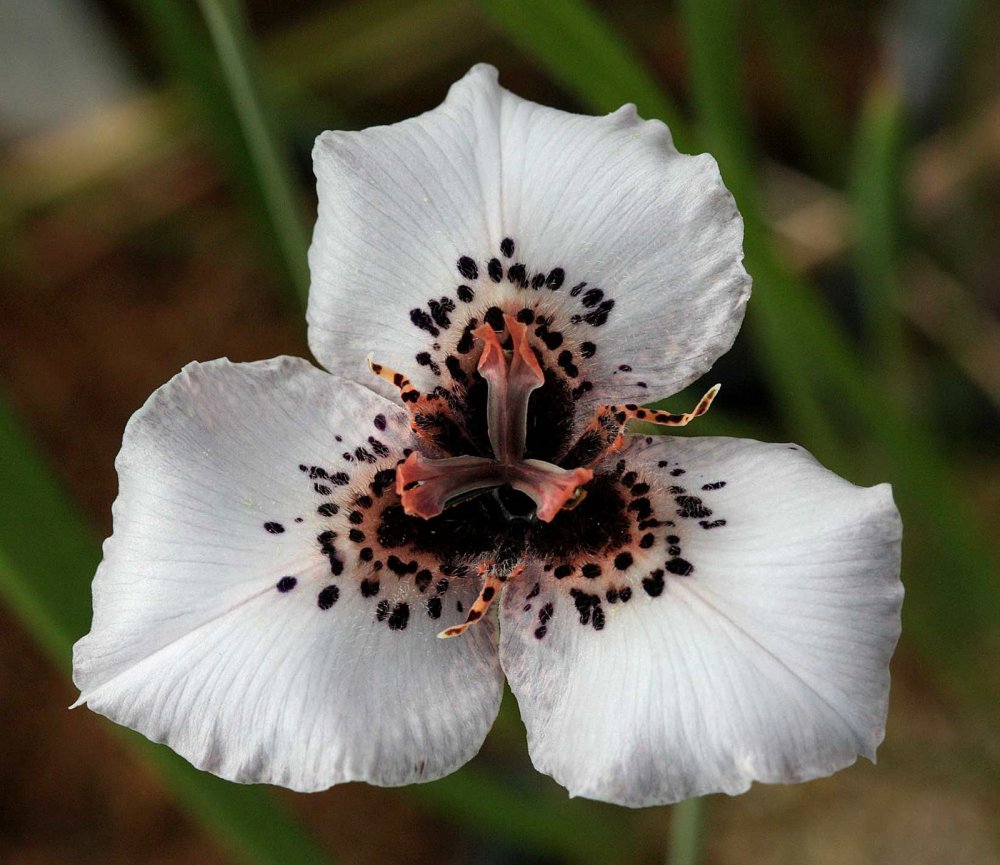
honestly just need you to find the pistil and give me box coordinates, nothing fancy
[381,310,592,523]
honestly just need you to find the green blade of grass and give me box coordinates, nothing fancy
[0,393,335,865]
[851,76,909,397]
[139,0,310,310]
[475,0,691,147]
[195,0,311,307]
[668,797,704,865]
[752,0,848,181]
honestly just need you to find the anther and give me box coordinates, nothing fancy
[438,562,525,638]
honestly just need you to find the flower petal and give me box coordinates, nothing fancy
[500,437,902,806]
[308,64,749,408]
[73,357,503,791]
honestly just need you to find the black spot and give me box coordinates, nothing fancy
[526,582,541,600]
[675,496,712,519]
[631,482,650,496]
[488,258,503,282]
[367,438,390,458]
[670,468,686,477]
[578,299,615,327]
[614,552,633,571]
[360,547,374,561]
[361,578,380,597]
[348,528,365,542]
[621,471,637,487]
[581,287,604,308]
[427,597,442,619]
[702,481,727,490]
[370,468,397,496]
[373,413,387,431]
[534,626,548,639]
[410,307,439,336]
[618,364,632,372]
[387,555,419,576]
[554,564,574,579]
[376,600,390,621]
[263,521,284,534]
[569,588,603,628]
[531,273,546,289]
[546,268,565,290]
[484,306,505,331]
[619,587,632,602]
[507,263,528,287]
[606,588,619,603]
[331,472,350,486]
[457,256,478,279]
[318,503,339,517]
[457,284,475,303]
[318,585,340,609]
[314,483,331,495]
[579,341,596,359]
[500,237,515,257]
[456,319,478,353]
[482,586,496,602]
[666,558,694,576]
[276,576,297,592]
[570,281,586,296]
[642,569,665,597]
[582,563,602,578]
[538,602,554,624]
[415,569,433,592]
[543,330,564,350]
[627,497,653,520]
[516,308,535,324]
[700,519,727,529]
[445,354,467,384]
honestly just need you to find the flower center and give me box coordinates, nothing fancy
[367,305,720,638]
[378,312,594,523]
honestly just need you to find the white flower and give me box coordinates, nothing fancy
[72,65,903,807]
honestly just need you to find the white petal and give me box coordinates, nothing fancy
[73,357,503,791]
[500,437,902,806]
[308,64,749,408]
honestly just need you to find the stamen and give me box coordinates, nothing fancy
[574,385,721,466]
[438,562,525,638]
[610,384,720,430]
[367,354,423,404]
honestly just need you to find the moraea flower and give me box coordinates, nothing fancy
[72,65,903,807]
